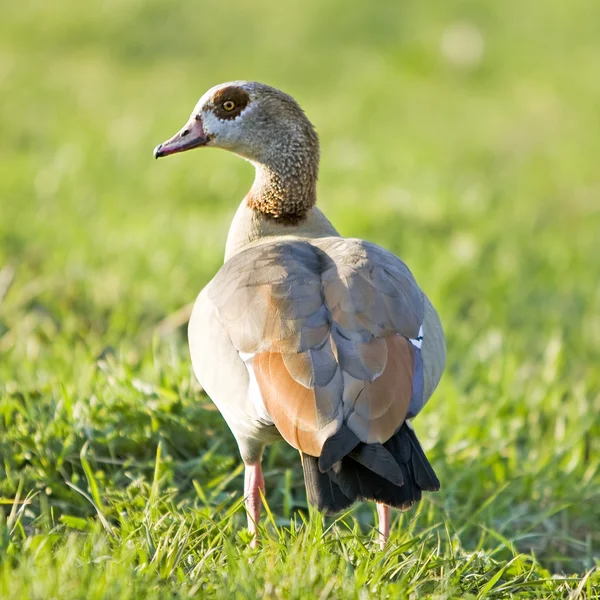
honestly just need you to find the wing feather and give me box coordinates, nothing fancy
[208,237,444,456]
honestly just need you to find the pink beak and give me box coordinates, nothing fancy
[154,116,209,159]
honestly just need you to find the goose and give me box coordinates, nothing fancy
[154,81,445,548]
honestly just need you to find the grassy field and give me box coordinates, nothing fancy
[1,0,599,597]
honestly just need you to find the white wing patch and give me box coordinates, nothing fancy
[238,351,273,425]
[409,324,424,349]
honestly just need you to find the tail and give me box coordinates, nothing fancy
[301,422,440,515]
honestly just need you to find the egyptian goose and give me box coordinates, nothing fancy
[154,82,445,548]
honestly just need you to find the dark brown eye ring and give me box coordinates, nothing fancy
[222,100,236,111]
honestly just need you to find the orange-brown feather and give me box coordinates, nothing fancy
[355,336,414,443]
[253,335,415,456]
[253,351,323,456]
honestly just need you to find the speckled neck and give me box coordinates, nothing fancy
[245,120,320,223]
[246,164,316,223]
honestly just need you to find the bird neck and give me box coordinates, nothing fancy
[245,133,319,224]
[224,201,339,262]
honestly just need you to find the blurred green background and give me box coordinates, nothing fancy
[1,0,599,597]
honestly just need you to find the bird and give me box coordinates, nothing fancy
[154,81,445,548]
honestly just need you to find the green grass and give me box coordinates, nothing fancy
[1,0,599,597]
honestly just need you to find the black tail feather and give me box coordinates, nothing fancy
[404,425,440,491]
[328,453,421,511]
[302,422,439,513]
[318,425,360,472]
[349,443,404,486]
[301,454,354,515]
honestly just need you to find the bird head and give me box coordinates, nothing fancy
[153,81,318,166]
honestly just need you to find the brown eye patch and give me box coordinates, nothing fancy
[212,86,250,120]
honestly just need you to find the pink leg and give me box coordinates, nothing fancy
[244,463,265,548]
[377,503,391,549]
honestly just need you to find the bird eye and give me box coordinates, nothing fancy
[222,100,236,111]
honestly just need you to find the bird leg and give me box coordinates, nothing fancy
[377,503,391,549]
[244,462,265,548]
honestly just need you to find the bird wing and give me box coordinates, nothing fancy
[208,237,445,457]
